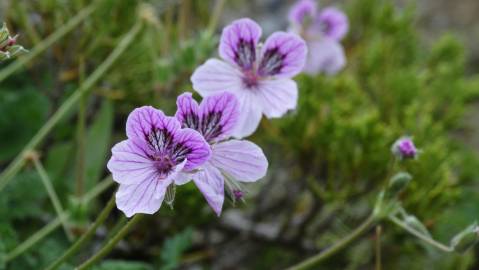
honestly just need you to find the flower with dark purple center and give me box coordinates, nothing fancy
[391,137,418,160]
[175,92,269,216]
[288,0,348,75]
[107,106,211,217]
[191,18,307,138]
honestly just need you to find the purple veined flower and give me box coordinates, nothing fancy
[107,106,211,217]
[288,0,349,75]
[175,92,269,216]
[391,136,419,160]
[191,18,307,138]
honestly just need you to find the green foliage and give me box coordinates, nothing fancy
[0,0,478,269]
[158,227,193,270]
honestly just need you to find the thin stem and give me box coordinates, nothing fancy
[44,195,116,270]
[33,157,73,241]
[207,0,226,35]
[0,1,98,83]
[4,176,113,263]
[287,214,377,270]
[76,214,143,270]
[5,215,65,262]
[75,57,87,197]
[0,21,143,192]
[81,177,113,204]
[388,215,453,252]
[375,226,382,270]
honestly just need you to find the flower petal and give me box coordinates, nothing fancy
[256,78,298,118]
[175,92,200,130]
[210,140,268,182]
[316,7,349,41]
[115,160,186,217]
[258,32,307,78]
[303,38,346,75]
[174,128,211,171]
[191,59,244,97]
[107,140,157,186]
[126,106,180,147]
[192,163,225,216]
[219,18,262,70]
[288,0,317,25]
[231,91,263,138]
[199,92,240,141]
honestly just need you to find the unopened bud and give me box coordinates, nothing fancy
[391,136,418,160]
[0,23,27,61]
[450,223,479,253]
[385,172,412,199]
[165,184,176,210]
[405,215,431,238]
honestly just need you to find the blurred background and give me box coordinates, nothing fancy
[1,0,479,269]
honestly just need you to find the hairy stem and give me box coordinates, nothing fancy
[0,1,98,83]
[33,157,73,241]
[75,57,87,197]
[76,214,143,270]
[0,21,143,192]
[388,215,453,252]
[287,214,376,270]
[45,195,116,270]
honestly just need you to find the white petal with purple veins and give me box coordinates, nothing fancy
[219,18,262,70]
[107,140,157,186]
[256,78,298,118]
[191,59,244,97]
[231,91,263,138]
[304,38,346,75]
[192,163,225,216]
[259,32,307,78]
[115,160,186,217]
[210,140,268,182]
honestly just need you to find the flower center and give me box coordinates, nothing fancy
[242,69,259,88]
[152,154,175,177]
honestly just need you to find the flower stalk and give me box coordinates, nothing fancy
[76,214,144,270]
[287,214,377,270]
[388,215,453,252]
[45,195,117,270]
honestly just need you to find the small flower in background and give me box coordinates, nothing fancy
[391,136,419,160]
[191,18,307,138]
[0,23,27,61]
[107,106,211,217]
[288,0,348,75]
[175,92,269,215]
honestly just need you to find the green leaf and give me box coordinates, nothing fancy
[84,100,114,190]
[159,227,193,270]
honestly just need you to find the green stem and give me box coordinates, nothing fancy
[5,215,65,262]
[0,2,98,83]
[388,215,453,252]
[76,214,143,270]
[207,0,226,35]
[4,176,113,262]
[75,57,87,197]
[287,214,377,270]
[0,21,143,192]
[44,195,116,270]
[33,157,73,241]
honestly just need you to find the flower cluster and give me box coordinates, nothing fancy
[288,0,349,75]
[0,23,27,61]
[108,10,351,217]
